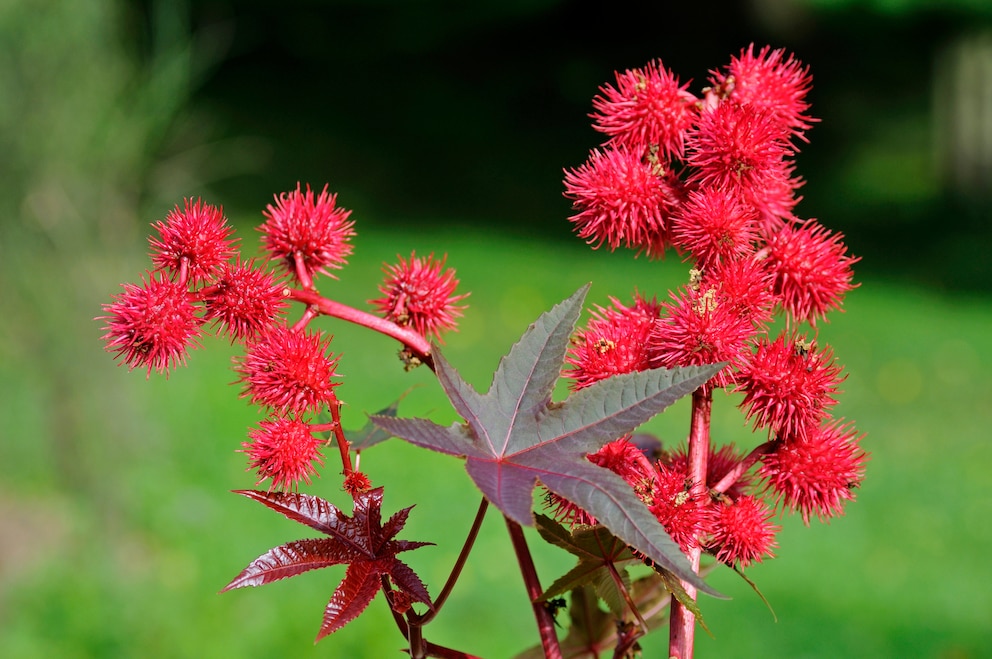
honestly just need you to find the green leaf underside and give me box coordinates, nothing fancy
[345,397,404,451]
[222,488,433,641]
[515,582,667,659]
[535,516,639,617]
[732,563,777,622]
[657,567,712,636]
[372,286,724,597]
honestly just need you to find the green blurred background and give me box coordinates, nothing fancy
[1,0,990,657]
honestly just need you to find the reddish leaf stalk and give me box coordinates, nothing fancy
[288,288,433,365]
[710,439,776,495]
[413,498,489,625]
[668,388,712,659]
[505,517,563,659]
[606,559,648,635]
[328,398,353,477]
[293,250,315,290]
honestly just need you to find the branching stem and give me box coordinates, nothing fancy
[711,439,776,495]
[288,288,434,366]
[668,388,712,659]
[327,398,353,476]
[506,517,562,659]
[412,497,489,625]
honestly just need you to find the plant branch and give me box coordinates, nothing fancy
[711,438,776,495]
[288,288,434,366]
[412,497,489,625]
[668,388,712,659]
[327,397,353,476]
[293,250,315,290]
[505,517,562,659]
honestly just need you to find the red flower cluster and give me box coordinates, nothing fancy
[561,45,868,565]
[102,186,467,491]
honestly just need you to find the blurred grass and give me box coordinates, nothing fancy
[2,221,991,658]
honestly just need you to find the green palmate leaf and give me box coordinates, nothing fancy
[345,397,404,451]
[372,285,724,596]
[535,515,639,617]
[656,567,712,637]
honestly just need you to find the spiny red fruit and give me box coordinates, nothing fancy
[708,494,779,567]
[149,198,238,285]
[564,146,683,258]
[737,332,844,439]
[759,418,867,524]
[700,257,776,328]
[764,220,859,326]
[565,294,661,389]
[685,101,791,193]
[243,416,325,491]
[260,183,355,285]
[236,324,340,416]
[713,44,815,141]
[369,252,467,339]
[650,284,754,390]
[648,462,713,554]
[202,258,288,343]
[101,272,203,376]
[670,187,760,269]
[591,59,699,159]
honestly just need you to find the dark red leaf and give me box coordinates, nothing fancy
[317,560,384,641]
[226,486,433,640]
[388,558,433,609]
[373,286,724,597]
[221,538,362,592]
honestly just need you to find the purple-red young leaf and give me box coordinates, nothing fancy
[226,486,434,640]
[536,364,724,454]
[221,538,362,592]
[389,558,433,608]
[317,560,385,641]
[369,415,486,459]
[233,489,353,540]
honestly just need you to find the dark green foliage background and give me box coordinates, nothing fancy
[1,1,990,657]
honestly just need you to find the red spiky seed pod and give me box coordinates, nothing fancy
[243,416,325,491]
[259,183,355,286]
[369,252,467,340]
[236,324,341,416]
[100,272,203,376]
[149,198,239,285]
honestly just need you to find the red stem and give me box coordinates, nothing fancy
[711,439,776,495]
[288,288,433,366]
[505,517,562,659]
[423,642,483,659]
[293,251,315,291]
[412,498,489,625]
[327,397,353,476]
[668,388,712,659]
